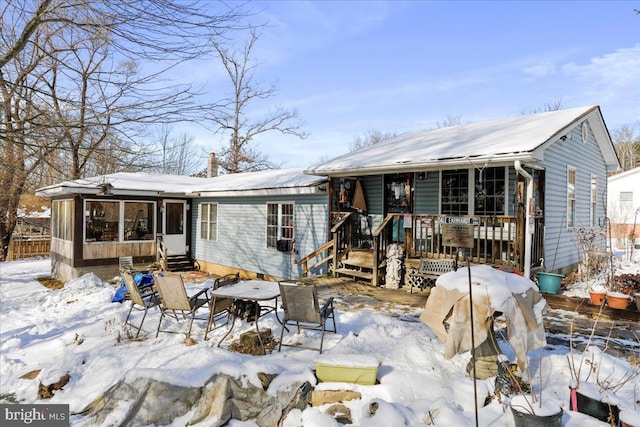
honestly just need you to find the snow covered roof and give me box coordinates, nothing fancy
[191,168,328,197]
[607,166,640,184]
[305,105,618,176]
[36,169,327,198]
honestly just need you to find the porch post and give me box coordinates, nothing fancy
[515,161,533,279]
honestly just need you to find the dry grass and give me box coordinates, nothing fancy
[36,276,64,289]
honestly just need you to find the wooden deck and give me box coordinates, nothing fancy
[543,293,640,322]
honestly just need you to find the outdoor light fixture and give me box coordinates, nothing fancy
[97,183,113,196]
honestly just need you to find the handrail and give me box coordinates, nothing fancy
[331,212,353,233]
[295,239,338,278]
[156,235,168,271]
[372,213,395,236]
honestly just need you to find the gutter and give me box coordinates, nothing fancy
[514,160,533,279]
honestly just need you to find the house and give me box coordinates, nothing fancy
[36,163,329,282]
[607,166,640,252]
[303,105,620,285]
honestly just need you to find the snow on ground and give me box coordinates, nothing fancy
[1,257,639,426]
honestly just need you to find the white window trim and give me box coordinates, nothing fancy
[567,166,576,230]
[83,199,156,243]
[590,175,597,228]
[200,202,218,241]
[266,202,295,249]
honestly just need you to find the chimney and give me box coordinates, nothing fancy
[207,152,218,178]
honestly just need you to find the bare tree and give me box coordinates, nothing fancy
[0,0,247,260]
[521,98,564,115]
[152,125,201,176]
[349,130,396,152]
[211,29,307,174]
[435,115,471,128]
[612,124,639,171]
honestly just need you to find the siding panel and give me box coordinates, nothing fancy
[540,122,608,272]
[192,194,328,279]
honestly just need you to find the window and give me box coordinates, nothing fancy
[84,200,155,243]
[124,202,155,241]
[441,169,469,215]
[52,200,73,241]
[567,167,576,229]
[267,202,294,248]
[620,192,633,210]
[590,176,597,227]
[200,203,217,241]
[474,167,506,216]
[85,201,119,241]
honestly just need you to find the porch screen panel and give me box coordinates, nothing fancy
[52,200,72,241]
[85,201,119,242]
[474,167,505,216]
[441,169,469,215]
[124,202,154,241]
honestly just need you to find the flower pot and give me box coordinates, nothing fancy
[537,272,563,294]
[510,395,563,427]
[606,292,630,310]
[569,387,620,424]
[589,290,606,306]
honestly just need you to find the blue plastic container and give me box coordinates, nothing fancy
[537,272,564,294]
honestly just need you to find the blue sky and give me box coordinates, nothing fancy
[180,1,639,170]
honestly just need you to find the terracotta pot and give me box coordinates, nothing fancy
[589,290,606,306]
[607,293,630,310]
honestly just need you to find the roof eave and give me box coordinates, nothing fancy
[305,153,535,177]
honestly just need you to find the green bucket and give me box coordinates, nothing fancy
[537,272,563,294]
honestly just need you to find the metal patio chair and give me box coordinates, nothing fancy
[204,272,240,340]
[121,270,160,338]
[153,273,210,339]
[278,282,337,353]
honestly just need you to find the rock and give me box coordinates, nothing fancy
[38,372,70,399]
[310,389,362,406]
[326,403,352,424]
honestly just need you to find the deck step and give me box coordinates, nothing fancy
[334,267,373,281]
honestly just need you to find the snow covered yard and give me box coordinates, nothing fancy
[1,257,639,426]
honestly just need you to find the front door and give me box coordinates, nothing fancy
[163,200,187,255]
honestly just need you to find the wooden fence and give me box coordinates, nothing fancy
[7,238,51,261]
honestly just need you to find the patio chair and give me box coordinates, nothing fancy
[204,273,240,340]
[278,282,337,354]
[153,273,210,339]
[121,270,160,338]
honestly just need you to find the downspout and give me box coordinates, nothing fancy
[514,161,533,279]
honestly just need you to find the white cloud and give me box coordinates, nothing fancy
[561,44,640,100]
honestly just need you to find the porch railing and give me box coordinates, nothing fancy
[372,214,520,285]
[156,235,168,271]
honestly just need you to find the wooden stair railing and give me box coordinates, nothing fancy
[372,214,396,287]
[295,240,335,277]
[295,212,353,278]
[156,236,168,271]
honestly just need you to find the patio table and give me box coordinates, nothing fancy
[206,280,281,354]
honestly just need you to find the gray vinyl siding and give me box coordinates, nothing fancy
[192,194,328,280]
[415,171,440,214]
[540,121,608,272]
[362,175,384,229]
